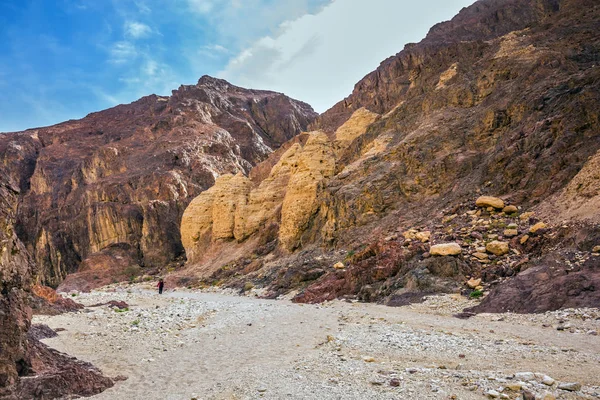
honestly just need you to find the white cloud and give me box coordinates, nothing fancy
[218,0,475,112]
[125,21,153,39]
[109,41,138,64]
[188,0,215,14]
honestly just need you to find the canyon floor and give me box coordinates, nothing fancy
[34,284,600,400]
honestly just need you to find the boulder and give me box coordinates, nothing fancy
[502,205,518,213]
[430,243,462,256]
[503,229,518,237]
[415,231,431,242]
[486,241,509,256]
[529,222,548,234]
[467,278,481,288]
[476,196,505,209]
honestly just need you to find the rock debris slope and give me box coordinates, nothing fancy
[0,76,316,288]
[180,0,600,311]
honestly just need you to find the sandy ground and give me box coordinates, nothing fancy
[34,284,600,400]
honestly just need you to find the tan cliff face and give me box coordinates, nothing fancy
[181,107,382,265]
[0,77,317,288]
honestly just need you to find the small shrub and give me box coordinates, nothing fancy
[131,319,140,326]
[469,289,483,299]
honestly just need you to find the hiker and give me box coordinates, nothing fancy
[157,278,164,294]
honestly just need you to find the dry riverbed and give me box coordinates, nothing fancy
[34,284,600,400]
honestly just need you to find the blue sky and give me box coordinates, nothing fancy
[0,0,474,133]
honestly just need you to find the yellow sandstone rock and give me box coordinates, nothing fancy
[529,222,547,233]
[502,205,518,213]
[475,196,505,209]
[503,229,518,237]
[467,278,481,288]
[280,132,336,250]
[486,240,509,256]
[430,243,462,256]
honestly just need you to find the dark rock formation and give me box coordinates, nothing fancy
[0,158,113,400]
[0,76,316,288]
[0,171,35,390]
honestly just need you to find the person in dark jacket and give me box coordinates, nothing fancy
[157,279,164,294]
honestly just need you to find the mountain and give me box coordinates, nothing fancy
[0,76,317,288]
[179,0,599,311]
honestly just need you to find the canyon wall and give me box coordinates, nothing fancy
[0,76,317,287]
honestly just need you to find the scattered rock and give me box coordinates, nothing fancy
[503,229,518,237]
[486,389,500,398]
[529,222,547,234]
[430,243,462,256]
[476,196,505,209]
[389,378,401,387]
[592,245,600,253]
[541,375,555,386]
[415,231,431,242]
[502,205,518,213]
[557,382,581,391]
[514,372,535,381]
[520,212,534,221]
[472,252,489,260]
[486,241,509,256]
[363,356,376,363]
[467,278,482,289]
[333,262,345,270]
[520,235,530,244]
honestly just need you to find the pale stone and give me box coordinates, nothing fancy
[515,372,535,381]
[520,211,534,220]
[503,229,518,237]
[520,235,530,244]
[472,252,489,260]
[529,222,547,233]
[592,245,600,253]
[541,375,555,386]
[333,262,345,269]
[430,243,462,256]
[486,241,509,256]
[403,229,418,240]
[502,205,518,213]
[415,231,431,242]
[476,196,505,209]
[557,382,581,391]
[467,278,481,288]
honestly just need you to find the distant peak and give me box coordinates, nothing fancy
[197,75,231,88]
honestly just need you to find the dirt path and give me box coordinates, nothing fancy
[34,285,600,399]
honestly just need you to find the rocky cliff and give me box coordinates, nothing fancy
[0,169,112,399]
[0,76,316,288]
[180,0,599,311]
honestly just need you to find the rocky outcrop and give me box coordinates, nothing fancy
[0,172,34,390]
[0,76,316,288]
[181,108,380,266]
[0,170,113,398]
[179,0,599,311]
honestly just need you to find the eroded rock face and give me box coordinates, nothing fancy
[0,172,34,389]
[0,76,317,288]
[181,108,379,263]
[179,0,599,310]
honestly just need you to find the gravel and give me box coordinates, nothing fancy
[34,284,600,400]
